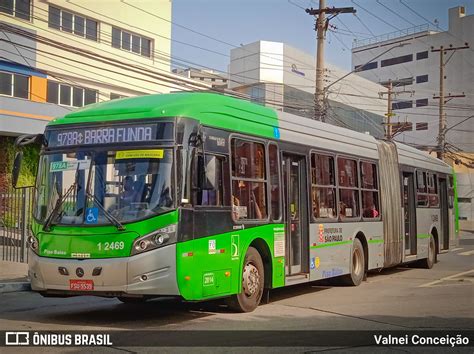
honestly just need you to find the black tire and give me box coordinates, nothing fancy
[419,235,436,269]
[341,238,365,286]
[226,246,264,312]
[117,296,147,304]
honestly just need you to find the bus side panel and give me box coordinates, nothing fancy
[415,208,440,259]
[309,222,384,282]
[176,224,285,301]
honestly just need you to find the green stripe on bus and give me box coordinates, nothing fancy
[417,234,431,239]
[310,241,352,249]
[368,239,384,244]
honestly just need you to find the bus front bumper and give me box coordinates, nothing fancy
[28,244,180,296]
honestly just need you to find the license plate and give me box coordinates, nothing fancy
[69,279,94,291]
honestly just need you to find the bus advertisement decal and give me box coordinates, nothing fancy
[115,149,164,160]
[208,240,216,254]
[274,228,285,257]
[231,235,239,260]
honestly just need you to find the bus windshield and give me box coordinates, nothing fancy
[34,148,174,226]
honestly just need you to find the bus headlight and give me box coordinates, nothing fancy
[27,235,39,254]
[131,224,177,256]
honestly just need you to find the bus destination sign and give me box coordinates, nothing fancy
[47,124,158,147]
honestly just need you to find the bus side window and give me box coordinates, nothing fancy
[416,171,428,207]
[195,154,228,207]
[269,143,281,221]
[231,138,268,221]
[428,173,439,207]
[360,161,380,219]
[448,175,454,208]
[311,153,337,219]
[337,157,360,219]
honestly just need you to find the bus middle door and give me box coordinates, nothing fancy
[282,153,309,277]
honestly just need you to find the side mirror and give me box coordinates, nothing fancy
[12,151,35,189]
[12,151,23,188]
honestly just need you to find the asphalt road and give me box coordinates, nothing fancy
[1,241,473,353]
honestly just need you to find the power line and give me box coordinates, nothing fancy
[376,0,417,27]
[351,0,400,31]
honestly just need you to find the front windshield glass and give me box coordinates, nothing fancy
[34,149,174,225]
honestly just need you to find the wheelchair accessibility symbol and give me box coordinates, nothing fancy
[85,208,98,224]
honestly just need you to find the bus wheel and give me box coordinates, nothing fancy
[117,296,147,304]
[227,246,264,312]
[419,235,436,269]
[342,239,365,286]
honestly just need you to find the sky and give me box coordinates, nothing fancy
[171,0,472,73]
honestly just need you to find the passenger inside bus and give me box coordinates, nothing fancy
[120,176,138,204]
[232,181,264,220]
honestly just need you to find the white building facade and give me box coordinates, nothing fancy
[352,6,473,223]
[229,40,387,138]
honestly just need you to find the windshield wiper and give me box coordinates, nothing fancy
[85,190,126,231]
[43,179,78,231]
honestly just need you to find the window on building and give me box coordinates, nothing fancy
[416,75,428,84]
[354,61,378,71]
[381,54,413,67]
[416,51,428,60]
[360,161,380,219]
[0,0,30,20]
[416,170,428,207]
[311,153,336,219]
[392,100,413,110]
[48,6,98,41]
[416,122,428,131]
[231,138,267,220]
[0,71,29,99]
[337,157,360,218]
[427,173,439,207]
[392,122,413,133]
[111,27,152,57]
[46,81,97,107]
[416,98,428,107]
[110,93,128,100]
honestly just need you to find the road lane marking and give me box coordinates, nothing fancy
[458,250,474,256]
[451,248,463,252]
[418,269,474,288]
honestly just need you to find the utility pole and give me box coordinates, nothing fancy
[379,78,414,140]
[306,2,356,122]
[431,43,469,160]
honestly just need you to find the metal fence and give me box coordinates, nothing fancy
[0,187,34,263]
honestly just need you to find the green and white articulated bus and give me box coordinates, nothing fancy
[13,92,457,312]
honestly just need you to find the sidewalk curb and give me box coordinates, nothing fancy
[0,281,31,293]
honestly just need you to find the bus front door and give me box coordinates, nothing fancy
[282,154,309,276]
[403,172,417,255]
